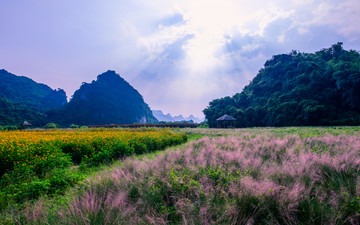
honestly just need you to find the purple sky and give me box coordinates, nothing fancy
[1,0,360,117]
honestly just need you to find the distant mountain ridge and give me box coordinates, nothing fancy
[152,110,203,123]
[50,70,158,125]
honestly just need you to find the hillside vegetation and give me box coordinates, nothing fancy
[0,96,47,126]
[0,70,67,126]
[204,43,360,127]
[0,70,67,112]
[49,70,157,126]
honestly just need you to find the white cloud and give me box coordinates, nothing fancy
[311,0,360,39]
[297,27,309,35]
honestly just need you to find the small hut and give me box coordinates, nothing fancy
[20,121,32,130]
[216,114,236,128]
[22,121,32,126]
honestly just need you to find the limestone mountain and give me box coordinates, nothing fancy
[152,110,175,122]
[152,110,204,123]
[51,70,157,125]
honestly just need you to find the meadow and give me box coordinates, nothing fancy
[0,128,187,217]
[2,127,360,224]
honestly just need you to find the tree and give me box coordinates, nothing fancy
[204,43,360,127]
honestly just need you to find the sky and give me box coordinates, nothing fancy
[1,0,360,118]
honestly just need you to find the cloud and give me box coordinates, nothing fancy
[157,13,186,27]
[311,0,360,39]
[0,0,360,117]
[133,34,194,82]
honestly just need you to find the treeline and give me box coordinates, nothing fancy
[0,96,47,127]
[204,43,360,127]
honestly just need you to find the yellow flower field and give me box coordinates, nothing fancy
[0,128,187,204]
[0,128,187,176]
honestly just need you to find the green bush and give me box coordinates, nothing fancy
[57,141,95,165]
[15,180,51,202]
[198,123,209,128]
[48,168,84,195]
[44,123,58,129]
[110,140,134,158]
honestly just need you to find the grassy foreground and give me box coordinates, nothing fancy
[0,128,187,222]
[2,127,360,224]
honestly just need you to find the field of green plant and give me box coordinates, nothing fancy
[2,127,360,224]
[0,128,187,220]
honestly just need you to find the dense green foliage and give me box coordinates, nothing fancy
[0,96,47,126]
[44,123,59,129]
[0,129,187,211]
[49,70,158,126]
[0,69,67,112]
[0,69,67,126]
[204,43,360,127]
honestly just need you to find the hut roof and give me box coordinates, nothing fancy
[22,121,32,126]
[216,114,237,121]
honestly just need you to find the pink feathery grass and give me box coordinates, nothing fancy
[37,130,360,224]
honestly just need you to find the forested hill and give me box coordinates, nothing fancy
[0,69,67,112]
[0,96,47,126]
[0,69,67,126]
[49,70,158,125]
[204,43,360,128]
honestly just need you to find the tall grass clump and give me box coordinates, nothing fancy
[17,129,360,224]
